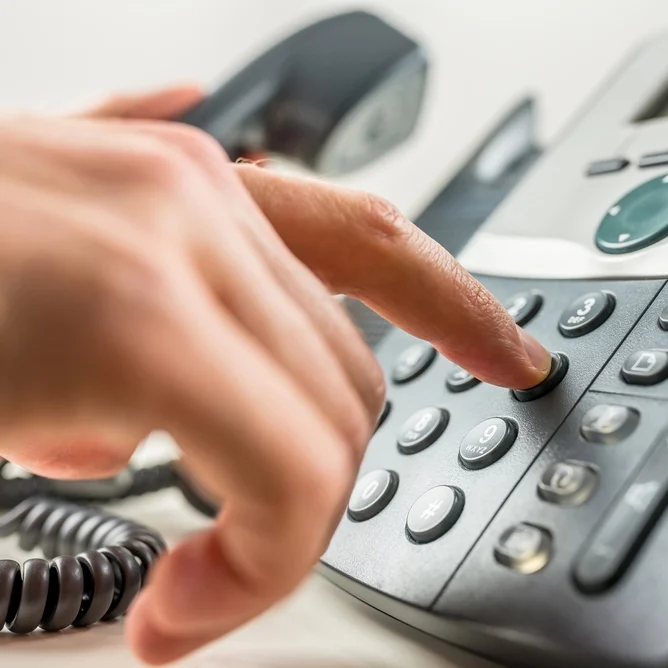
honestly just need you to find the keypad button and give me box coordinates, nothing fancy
[580,404,639,444]
[446,366,480,393]
[538,460,597,506]
[621,349,668,385]
[586,158,629,176]
[638,151,668,168]
[659,305,668,331]
[504,291,543,326]
[558,291,615,337]
[376,400,392,431]
[512,353,569,402]
[347,470,398,522]
[391,343,436,384]
[406,486,464,544]
[494,523,551,574]
[459,418,517,470]
[397,407,449,454]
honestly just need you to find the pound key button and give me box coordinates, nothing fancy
[558,291,615,337]
[406,486,464,544]
[621,349,668,386]
[348,470,398,522]
[459,418,517,470]
[494,523,552,574]
[391,343,437,384]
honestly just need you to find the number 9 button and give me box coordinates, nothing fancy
[459,418,518,470]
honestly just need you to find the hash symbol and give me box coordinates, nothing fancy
[421,499,443,520]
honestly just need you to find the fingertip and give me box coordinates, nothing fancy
[518,328,553,384]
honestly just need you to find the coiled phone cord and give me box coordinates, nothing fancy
[0,496,167,633]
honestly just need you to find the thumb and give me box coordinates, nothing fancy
[73,84,205,121]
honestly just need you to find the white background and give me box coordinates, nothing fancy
[2,0,668,218]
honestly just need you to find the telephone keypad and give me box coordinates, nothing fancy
[397,406,448,454]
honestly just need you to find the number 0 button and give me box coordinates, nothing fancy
[459,418,518,469]
[558,291,615,337]
[347,470,398,522]
[398,407,449,454]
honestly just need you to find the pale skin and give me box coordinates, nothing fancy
[0,86,552,664]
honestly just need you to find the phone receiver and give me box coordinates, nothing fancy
[177,10,429,174]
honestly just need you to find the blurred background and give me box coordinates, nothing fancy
[2,0,668,221]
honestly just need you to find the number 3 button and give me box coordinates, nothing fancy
[558,291,615,337]
[459,418,518,470]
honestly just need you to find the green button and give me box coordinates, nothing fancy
[595,173,668,254]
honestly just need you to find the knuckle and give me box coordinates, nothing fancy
[360,193,413,244]
[125,137,188,189]
[173,124,230,165]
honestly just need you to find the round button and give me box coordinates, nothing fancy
[406,486,464,543]
[397,407,449,454]
[595,174,668,254]
[660,305,668,331]
[494,523,551,574]
[537,460,597,506]
[446,366,480,393]
[512,353,569,402]
[558,292,615,337]
[347,470,398,522]
[375,400,392,431]
[504,291,543,326]
[580,404,639,444]
[391,343,437,383]
[459,418,517,470]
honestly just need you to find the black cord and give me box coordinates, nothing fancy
[0,497,166,633]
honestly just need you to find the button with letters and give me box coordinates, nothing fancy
[459,418,517,470]
[397,407,449,454]
[347,470,398,522]
[504,291,543,326]
[580,404,639,443]
[621,349,668,385]
[391,343,436,383]
[558,291,615,337]
[446,366,480,393]
[538,460,597,506]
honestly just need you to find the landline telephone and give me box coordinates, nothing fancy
[3,9,668,668]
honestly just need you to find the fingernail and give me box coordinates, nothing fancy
[519,329,552,376]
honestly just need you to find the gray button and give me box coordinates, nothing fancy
[538,460,598,506]
[504,291,542,326]
[494,523,551,574]
[397,407,449,454]
[446,366,480,393]
[580,404,639,444]
[458,418,517,470]
[660,305,668,331]
[391,343,436,383]
[621,349,668,385]
[406,486,464,544]
[348,470,398,522]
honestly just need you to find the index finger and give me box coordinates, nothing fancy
[234,165,552,389]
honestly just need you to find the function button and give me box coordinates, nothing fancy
[348,470,398,522]
[397,407,449,454]
[580,404,639,444]
[595,174,668,254]
[558,291,615,337]
[391,343,436,383]
[621,349,668,386]
[638,152,668,168]
[375,400,392,431]
[504,291,543,326]
[446,366,480,393]
[512,353,568,402]
[659,305,668,331]
[494,523,552,574]
[537,460,597,506]
[574,430,668,593]
[406,486,464,544]
[586,158,629,176]
[459,418,518,470]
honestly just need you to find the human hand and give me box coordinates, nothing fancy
[0,87,551,663]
